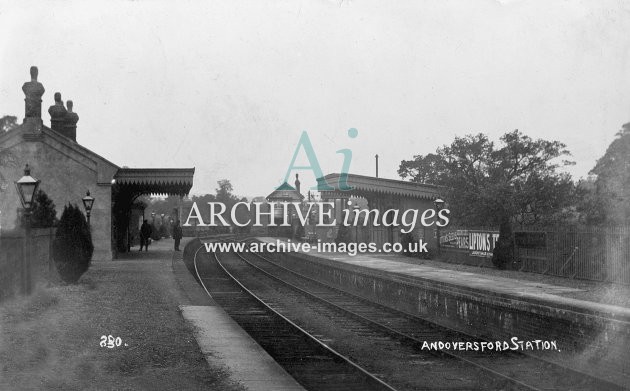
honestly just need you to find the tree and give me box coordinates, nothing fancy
[215,179,240,205]
[147,195,181,218]
[30,190,58,228]
[399,130,576,268]
[335,224,352,244]
[53,204,93,283]
[584,123,630,225]
[0,115,18,133]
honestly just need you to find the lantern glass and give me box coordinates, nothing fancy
[15,165,40,210]
[434,198,445,210]
[82,191,95,212]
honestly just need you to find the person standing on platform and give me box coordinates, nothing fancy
[173,220,183,251]
[140,219,152,251]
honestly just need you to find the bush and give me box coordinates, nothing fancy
[420,247,434,260]
[30,189,58,228]
[491,219,514,269]
[158,223,168,238]
[400,232,418,257]
[335,224,352,244]
[53,204,93,283]
[294,224,305,240]
[151,223,161,240]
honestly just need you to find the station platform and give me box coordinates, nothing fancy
[173,243,305,391]
[254,236,630,387]
[255,237,630,321]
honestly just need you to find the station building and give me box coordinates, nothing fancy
[259,172,442,246]
[0,67,194,260]
[317,173,442,246]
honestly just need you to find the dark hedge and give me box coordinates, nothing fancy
[53,204,93,283]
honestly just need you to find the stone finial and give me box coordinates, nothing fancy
[63,100,79,142]
[22,66,45,120]
[48,92,67,135]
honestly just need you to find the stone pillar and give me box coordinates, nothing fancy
[64,100,79,142]
[339,198,348,224]
[48,92,67,135]
[178,195,183,222]
[22,66,45,132]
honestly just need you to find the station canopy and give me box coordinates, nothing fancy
[266,181,304,202]
[317,173,441,200]
[113,168,195,196]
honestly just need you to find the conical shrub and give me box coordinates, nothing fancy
[53,204,94,283]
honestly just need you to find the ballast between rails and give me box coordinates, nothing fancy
[191,237,400,391]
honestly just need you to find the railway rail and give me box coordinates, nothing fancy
[191,239,397,391]
[191,238,625,390]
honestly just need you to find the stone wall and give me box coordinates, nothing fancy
[0,228,54,301]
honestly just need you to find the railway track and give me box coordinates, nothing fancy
[204,246,525,390]
[190,237,624,390]
[191,240,398,391]
[213,238,622,391]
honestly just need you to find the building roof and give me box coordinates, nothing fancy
[0,122,121,172]
[318,173,441,200]
[114,168,195,196]
[266,182,304,202]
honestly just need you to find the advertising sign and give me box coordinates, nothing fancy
[440,230,469,250]
[468,230,500,257]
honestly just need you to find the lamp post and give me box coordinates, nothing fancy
[82,190,95,227]
[15,164,40,295]
[160,213,165,238]
[353,204,360,243]
[434,198,445,257]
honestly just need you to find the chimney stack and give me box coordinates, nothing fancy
[295,173,301,194]
[48,92,67,136]
[22,66,45,131]
[64,100,79,142]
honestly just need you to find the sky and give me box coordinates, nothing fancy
[1,0,629,197]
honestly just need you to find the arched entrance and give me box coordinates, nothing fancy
[111,168,194,258]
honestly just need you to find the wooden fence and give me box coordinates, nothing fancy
[515,226,630,284]
[439,226,630,285]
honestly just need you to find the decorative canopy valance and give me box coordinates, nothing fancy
[114,168,195,196]
[318,173,441,200]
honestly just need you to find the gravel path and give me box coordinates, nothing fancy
[0,239,243,391]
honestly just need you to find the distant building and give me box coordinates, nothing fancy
[259,172,443,245]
